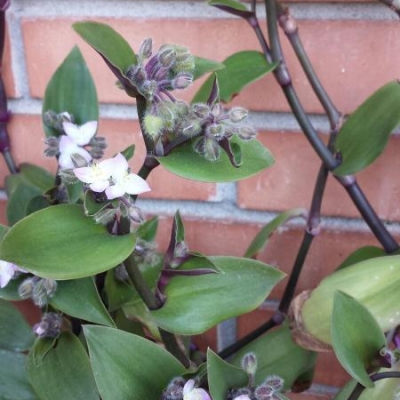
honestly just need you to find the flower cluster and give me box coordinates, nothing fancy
[33,312,63,339]
[73,152,150,200]
[44,111,106,169]
[162,377,211,400]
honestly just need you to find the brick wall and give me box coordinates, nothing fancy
[3,0,400,398]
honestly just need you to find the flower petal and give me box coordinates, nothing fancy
[110,153,129,180]
[73,166,96,183]
[90,180,111,193]
[63,121,97,146]
[183,380,195,397]
[105,184,126,200]
[121,174,151,195]
[0,261,17,288]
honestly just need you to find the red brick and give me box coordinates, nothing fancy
[13,300,41,326]
[288,393,335,400]
[0,199,6,225]
[238,131,400,221]
[0,115,215,201]
[22,18,400,114]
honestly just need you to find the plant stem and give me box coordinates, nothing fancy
[347,371,400,400]
[124,253,190,367]
[262,0,398,253]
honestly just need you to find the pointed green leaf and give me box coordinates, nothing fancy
[84,326,186,400]
[42,46,98,137]
[28,333,99,400]
[50,278,115,327]
[207,349,248,400]
[230,324,317,390]
[0,299,35,351]
[73,21,137,94]
[0,275,25,300]
[192,51,276,103]
[152,256,285,334]
[0,350,38,400]
[19,164,54,191]
[331,291,385,388]
[193,56,225,80]
[0,204,136,279]
[137,216,159,242]
[158,137,274,182]
[334,81,400,175]
[245,208,306,258]
[208,0,248,11]
[337,246,385,270]
[120,144,135,161]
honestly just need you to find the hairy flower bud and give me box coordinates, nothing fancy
[194,136,220,161]
[229,107,248,123]
[93,208,117,225]
[241,352,258,376]
[158,45,177,68]
[32,278,57,307]
[139,38,153,59]
[143,113,165,141]
[44,136,60,157]
[33,313,63,339]
[206,123,225,140]
[59,168,79,185]
[171,73,193,90]
[238,126,257,141]
[126,65,147,86]
[192,103,210,120]
[18,277,37,299]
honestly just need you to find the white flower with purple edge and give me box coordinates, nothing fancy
[182,379,211,400]
[73,153,150,200]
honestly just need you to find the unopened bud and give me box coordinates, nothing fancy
[140,80,159,101]
[18,277,37,299]
[254,384,274,400]
[128,206,145,224]
[264,375,284,392]
[143,113,165,141]
[210,103,223,119]
[229,107,248,123]
[43,110,58,129]
[158,45,177,68]
[171,73,193,90]
[126,65,147,86]
[139,38,153,59]
[238,126,257,141]
[241,352,258,375]
[192,103,210,120]
[59,168,78,185]
[193,136,220,161]
[32,278,57,307]
[206,123,225,140]
[42,278,58,297]
[33,313,63,339]
[44,136,60,157]
[182,119,202,137]
[71,153,89,168]
[173,101,190,118]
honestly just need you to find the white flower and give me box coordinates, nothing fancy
[58,136,92,169]
[57,121,97,169]
[105,153,150,200]
[0,261,21,288]
[73,157,116,193]
[62,121,97,146]
[183,379,211,400]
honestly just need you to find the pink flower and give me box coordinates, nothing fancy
[183,379,211,400]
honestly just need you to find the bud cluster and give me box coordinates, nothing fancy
[227,354,287,400]
[126,38,194,106]
[18,276,58,307]
[33,312,63,339]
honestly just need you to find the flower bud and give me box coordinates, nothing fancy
[171,73,193,90]
[211,103,223,119]
[192,103,210,120]
[43,110,58,129]
[126,65,147,86]
[140,80,159,101]
[71,153,89,168]
[44,136,59,157]
[128,206,145,224]
[143,113,165,141]
[193,136,220,161]
[238,126,257,141]
[158,45,177,68]
[59,168,78,185]
[18,277,36,299]
[181,119,202,138]
[93,208,117,225]
[33,313,63,339]
[139,38,153,59]
[241,352,258,376]
[229,107,248,123]
[290,255,400,351]
[206,123,225,141]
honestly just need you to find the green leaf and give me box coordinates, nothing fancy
[245,208,306,258]
[0,350,38,400]
[28,333,99,400]
[19,164,54,191]
[84,325,186,400]
[0,204,136,280]
[0,299,35,352]
[334,81,400,175]
[192,51,276,103]
[120,144,135,161]
[230,324,317,390]
[0,275,25,301]
[42,46,98,137]
[152,256,284,334]
[207,349,248,400]
[50,278,115,327]
[193,56,225,81]
[158,137,274,182]
[208,0,248,11]
[73,21,137,95]
[331,291,385,388]
[301,255,400,346]
[337,246,386,270]
[137,216,159,242]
